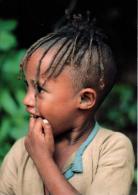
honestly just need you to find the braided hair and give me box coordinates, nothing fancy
[20,12,117,109]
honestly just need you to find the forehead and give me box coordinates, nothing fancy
[25,48,55,71]
[24,47,73,82]
[24,47,59,80]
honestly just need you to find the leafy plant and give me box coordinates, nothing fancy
[97,83,137,130]
[0,19,28,163]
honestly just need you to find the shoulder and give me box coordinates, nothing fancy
[0,137,29,194]
[1,137,28,168]
[8,137,26,155]
[94,126,135,164]
[84,127,135,195]
[95,126,133,147]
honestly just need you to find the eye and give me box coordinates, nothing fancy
[36,83,45,93]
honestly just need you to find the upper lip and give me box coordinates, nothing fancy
[26,108,40,117]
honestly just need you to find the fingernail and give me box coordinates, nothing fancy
[43,119,49,124]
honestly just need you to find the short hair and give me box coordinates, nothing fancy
[20,13,117,110]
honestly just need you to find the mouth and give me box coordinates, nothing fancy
[27,109,48,122]
[30,114,40,118]
[29,114,49,125]
[29,113,47,120]
[27,111,40,119]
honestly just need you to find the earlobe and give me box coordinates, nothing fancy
[78,88,97,110]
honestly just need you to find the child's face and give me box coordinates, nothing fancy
[23,49,80,135]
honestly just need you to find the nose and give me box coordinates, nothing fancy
[23,90,36,108]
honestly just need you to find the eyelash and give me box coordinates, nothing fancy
[24,80,45,94]
[36,84,44,93]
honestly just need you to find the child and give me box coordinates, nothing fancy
[0,14,135,195]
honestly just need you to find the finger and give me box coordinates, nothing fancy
[42,120,55,155]
[42,119,53,140]
[33,117,44,135]
[29,116,36,130]
[43,119,49,125]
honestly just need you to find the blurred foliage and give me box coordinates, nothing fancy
[134,169,137,184]
[0,19,28,164]
[0,20,137,190]
[98,84,137,130]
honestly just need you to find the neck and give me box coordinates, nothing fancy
[56,118,96,146]
[68,118,95,145]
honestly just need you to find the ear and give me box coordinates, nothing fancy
[77,88,97,110]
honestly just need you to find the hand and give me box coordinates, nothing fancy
[24,117,55,166]
[24,117,81,195]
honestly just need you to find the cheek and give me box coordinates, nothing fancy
[36,95,56,116]
[36,91,76,121]
[37,96,74,126]
[37,100,65,118]
[37,93,70,112]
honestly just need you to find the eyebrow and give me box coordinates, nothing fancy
[24,79,36,85]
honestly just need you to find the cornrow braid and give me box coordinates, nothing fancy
[20,33,54,68]
[42,38,72,78]
[35,36,67,83]
[45,40,74,79]
[96,41,105,89]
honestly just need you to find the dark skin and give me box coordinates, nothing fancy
[24,48,97,195]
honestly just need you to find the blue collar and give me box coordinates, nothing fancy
[64,122,100,180]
